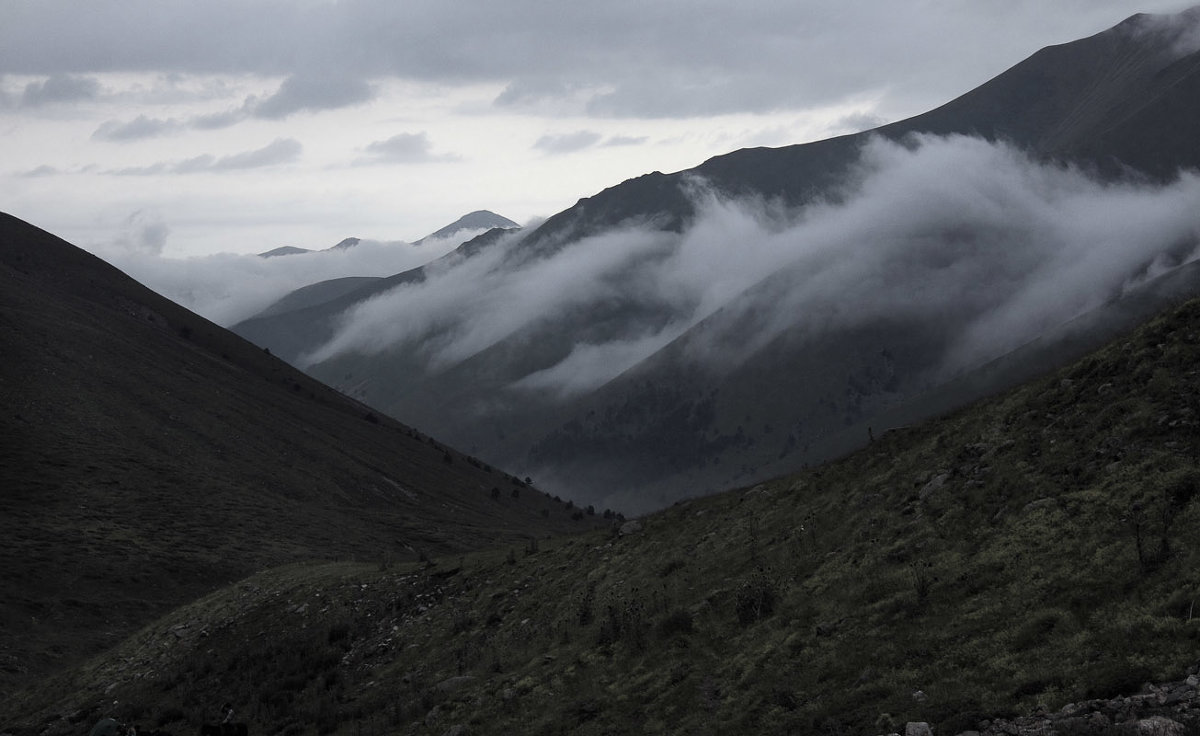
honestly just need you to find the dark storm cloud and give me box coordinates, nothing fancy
[20,74,101,106]
[2,1,1192,120]
[109,138,302,175]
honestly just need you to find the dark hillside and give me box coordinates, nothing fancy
[9,280,1200,736]
[0,213,601,697]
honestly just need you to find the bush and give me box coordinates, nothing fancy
[657,609,695,638]
[735,567,781,625]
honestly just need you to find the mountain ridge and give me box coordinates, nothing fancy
[230,7,1200,514]
[0,212,601,696]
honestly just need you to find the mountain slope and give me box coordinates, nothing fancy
[229,8,1200,514]
[526,8,1200,254]
[0,213,599,696]
[9,290,1200,736]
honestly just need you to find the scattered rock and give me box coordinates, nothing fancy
[919,474,948,501]
[437,675,477,693]
[1135,716,1186,735]
[1021,498,1056,514]
[619,520,643,536]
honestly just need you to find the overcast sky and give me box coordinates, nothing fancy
[1,0,1194,257]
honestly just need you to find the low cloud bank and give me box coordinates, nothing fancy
[301,134,1200,398]
[94,231,468,327]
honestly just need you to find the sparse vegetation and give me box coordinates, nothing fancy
[9,215,1200,735]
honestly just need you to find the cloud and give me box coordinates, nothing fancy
[1131,5,1200,57]
[297,134,1200,401]
[300,223,677,367]
[189,107,249,130]
[829,112,889,135]
[0,3,1191,122]
[250,74,375,119]
[108,209,170,256]
[109,138,302,175]
[92,114,182,141]
[18,165,61,178]
[211,138,302,169]
[602,135,649,147]
[95,231,470,327]
[533,131,603,155]
[21,74,100,106]
[359,132,458,164]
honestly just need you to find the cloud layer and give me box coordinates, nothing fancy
[299,135,1200,399]
[2,2,1193,120]
[96,230,470,326]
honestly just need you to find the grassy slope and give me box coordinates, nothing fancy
[9,290,1200,735]
[0,213,604,699]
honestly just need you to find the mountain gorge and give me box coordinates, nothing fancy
[0,213,601,697]
[233,8,1200,514]
[6,8,1200,736]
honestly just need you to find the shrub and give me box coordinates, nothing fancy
[657,608,695,638]
[735,567,781,625]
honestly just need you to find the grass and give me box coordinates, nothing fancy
[0,212,607,700]
[8,298,1200,734]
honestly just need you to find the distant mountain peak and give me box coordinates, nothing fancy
[257,245,313,258]
[416,210,519,244]
[328,237,361,252]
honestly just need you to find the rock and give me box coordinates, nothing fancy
[441,726,467,736]
[619,520,643,536]
[437,675,477,693]
[1135,716,1186,736]
[905,722,933,736]
[911,690,928,703]
[1021,498,1056,514]
[1187,674,1199,687]
[424,706,441,728]
[919,474,948,501]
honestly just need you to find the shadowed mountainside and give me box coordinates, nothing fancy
[0,213,603,697]
[9,282,1200,736]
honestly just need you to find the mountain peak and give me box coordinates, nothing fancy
[327,236,362,251]
[417,210,519,244]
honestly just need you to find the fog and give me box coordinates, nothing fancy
[94,229,485,327]
[301,134,1200,396]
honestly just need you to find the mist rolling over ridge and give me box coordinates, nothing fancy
[225,8,1200,514]
[258,134,1196,513]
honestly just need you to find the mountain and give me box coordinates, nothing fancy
[522,7,1200,255]
[229,8,1200,514]
[9,286,1200,736]
[414,210,520,245]
[0,213,603,697]
[257,245,312,258]
[327,237,361,251]
[257,238,360,258]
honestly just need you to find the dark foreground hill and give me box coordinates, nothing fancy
[8,270,1200,735]
[0,213,602,698]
